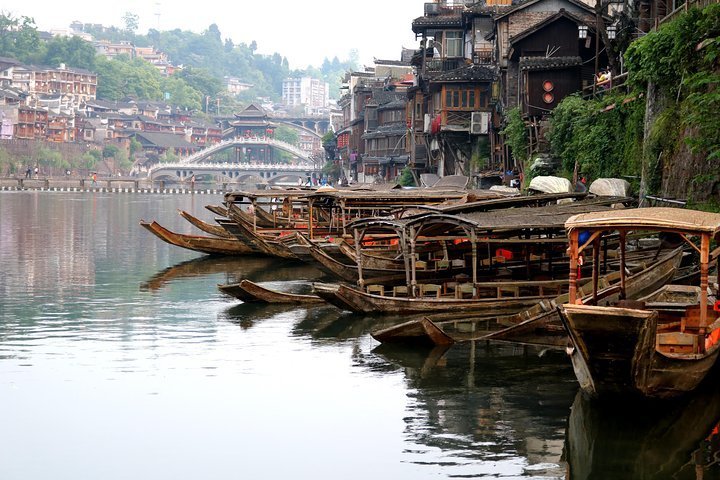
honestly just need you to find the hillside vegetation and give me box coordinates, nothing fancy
[1,13,359,112]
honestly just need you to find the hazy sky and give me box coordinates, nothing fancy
[10,0,423,69]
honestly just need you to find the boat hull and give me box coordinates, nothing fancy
[218,279,323,304]
[561,304,720,399]
[140,220,254,256]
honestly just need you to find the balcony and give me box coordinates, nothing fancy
[425,58,464,74]
[442,111,472,131]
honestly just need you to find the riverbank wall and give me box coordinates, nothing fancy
[0,176,230,194]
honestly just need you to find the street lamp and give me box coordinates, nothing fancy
[607,24,617,39]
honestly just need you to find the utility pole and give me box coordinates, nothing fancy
[593,4,600,96]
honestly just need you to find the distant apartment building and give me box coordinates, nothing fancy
[224,77,254,95]
[135,46,177,76]
[7,63,97,106]
[282,77,329,113]
[94,40,134,59]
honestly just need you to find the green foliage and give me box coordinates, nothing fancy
[162,76,203,110]
[114,148,131,171]
[42,36,97,70]
[158,150,178,163]
[624,3,720,161]
[321,161,341,180]
[0,145,16,175]
[471,137,490,169]
[0,13,41,62]
[274,125,299,146]
[129,138,142,157]
[173,66,222,99]
[547,92,645,184]
[102,144,120,158]
[93,55,164,101]
[4,12,359,106]
[35,147,66,170]
[501,107,528,165]
[398,167,415,187]
[122,12,139,33]
[322,131,337,161]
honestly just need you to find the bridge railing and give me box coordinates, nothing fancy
[177,136,312,165]
[150,162,316,173]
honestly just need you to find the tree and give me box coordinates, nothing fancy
[43,36,97,70]
[0,13,41,61]
[102,144,119,159]
[174,66,222,99]
[80,150,101,171]
[0,145,16,175]
[398,167,415,187]
[123,12,139,33]
[274,125,299,146]
[162,76,203,110]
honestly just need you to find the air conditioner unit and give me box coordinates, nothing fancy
[424,2,439,15]
[470,111,489,135]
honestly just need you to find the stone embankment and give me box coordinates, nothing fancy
[0,177,230,194]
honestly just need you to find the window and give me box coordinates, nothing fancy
[445,31,463,57]
[364,164,379,175]
[444,86,481,110]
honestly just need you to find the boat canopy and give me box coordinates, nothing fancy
[566,207,720,236]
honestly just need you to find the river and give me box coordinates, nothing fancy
[1,191,719,480]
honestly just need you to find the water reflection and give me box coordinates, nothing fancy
[366,341,578,477]
[142,255,324,292]
[564,368,720,479]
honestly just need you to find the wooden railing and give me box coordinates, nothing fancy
[659,0,719,25]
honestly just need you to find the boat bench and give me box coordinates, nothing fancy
[420,284,442,298]
[657,331,699,354]
[366,285,385,296]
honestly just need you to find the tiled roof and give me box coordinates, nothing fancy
[412,14,463,32]
[378,99,406,111]
[362,122,408,139]
[133,131,196,149]
[431,64,497,82]
[519,56,582,70]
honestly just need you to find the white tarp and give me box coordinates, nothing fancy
[528,176,573,194]
[420,173,440,187]
[432,175,469,189]
[489,185,521,196]
[589,178,631,197]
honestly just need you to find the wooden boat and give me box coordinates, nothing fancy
[178,209,235,238]
[313,280,562,315]
[371,247,684,346]
[205,204,229,217]
[559,207,720,399]
[217,214,297,259]
[218,279,324,304]
[336,240,405,270]
[485,247,685,347]
[291,238,410,284]
[371,317,456,346]
[139,220,255,256]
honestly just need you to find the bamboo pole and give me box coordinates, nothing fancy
[569,229,579,304]
[354,228,365,289]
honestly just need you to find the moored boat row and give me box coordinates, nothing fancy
[139,180,720,401]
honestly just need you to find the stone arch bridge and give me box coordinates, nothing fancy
[148,136,321,185]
